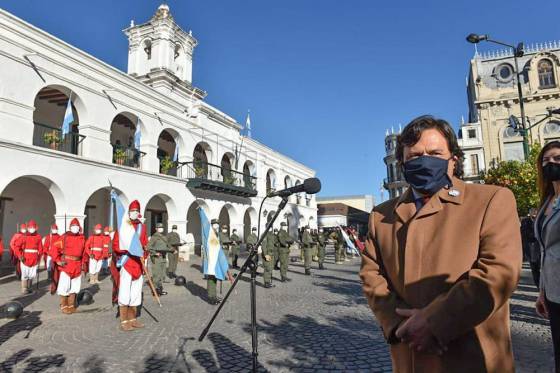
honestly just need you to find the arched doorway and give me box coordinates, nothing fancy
[110,113,144,168]
[192,142,211,179]
[0,177,58,254]
[83,187,128,237]
[218,205,232,235]
[157,129,178,176]
[243,161,256,190]
[295,180,302,204]
[145,195,170,235]
[243,207,257,241]
[33,86,83,155]
[186,200,209,256]
[266,169,276,194]
[220,153,235,184]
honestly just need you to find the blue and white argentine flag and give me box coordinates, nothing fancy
[61,98,74,139]
[338,226,360,255]
[110,190,144,267]
[199,208,229,281]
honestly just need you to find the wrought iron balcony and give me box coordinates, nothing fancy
[182,161,257,197]
[33,122,86,156]
[113,146,146,169]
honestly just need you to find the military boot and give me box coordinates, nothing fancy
[66,294,77,314]
[305,269,311,276]
[59,296,68,313]
[319,263,324,270]
[119,306,133,331]
[129,306,144,329]
[21,280,27,295]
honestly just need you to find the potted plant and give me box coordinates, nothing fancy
[43,131,61,150]
[160,156,174,175]
[224,175,237,185]
[114,148,126,165]
[194,166,206,178]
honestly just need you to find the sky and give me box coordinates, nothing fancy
[2,0,559,202]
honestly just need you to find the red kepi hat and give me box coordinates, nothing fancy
[129,200,141,211]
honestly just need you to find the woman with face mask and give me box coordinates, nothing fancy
[535,141,560,372]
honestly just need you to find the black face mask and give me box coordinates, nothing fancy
[544,162,560,181]
[403,155,452,195]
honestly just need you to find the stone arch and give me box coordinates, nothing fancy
[0,175,64,242]
[83,186,128,237]
[243,207,257,241]
[218,203,238,235]
[32,85,86,155]
[528,52,560,90]
[220,152,236,183]
[157,128,185,176]
[145,193,178,235]
[191,142,213,178]
[242,160,256,189]
[266,169,277,194]
[498,124,524,162]
[110,112,147,168]
[295,179,303,204]
[186,199,210,256]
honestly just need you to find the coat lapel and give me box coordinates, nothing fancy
[394,189,416,224]
[542,198,560,246]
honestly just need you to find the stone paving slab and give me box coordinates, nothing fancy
[0,248,553,372]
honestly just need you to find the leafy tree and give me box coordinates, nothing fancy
[482,142,541,216]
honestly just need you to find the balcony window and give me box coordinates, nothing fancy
[110,113,145,168]
[538,59,556,89]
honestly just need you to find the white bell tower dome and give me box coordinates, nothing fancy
[124,4,197,85]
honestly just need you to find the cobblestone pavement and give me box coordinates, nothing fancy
[0,248,553,372]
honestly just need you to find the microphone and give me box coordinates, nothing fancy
[267,177,321,198]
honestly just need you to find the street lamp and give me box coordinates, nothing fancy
[466,33,529,160]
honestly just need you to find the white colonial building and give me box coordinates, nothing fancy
[0,5,317,259]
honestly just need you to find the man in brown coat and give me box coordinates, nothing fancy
[360,116,521,373]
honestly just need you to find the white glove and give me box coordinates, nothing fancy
[257,246,262,255]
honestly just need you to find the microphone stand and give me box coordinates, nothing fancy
[199,196,289,373]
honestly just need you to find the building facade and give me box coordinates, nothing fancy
[0,5,317,257]
[457,119,485,181]
[315,194,374,213]
[467,42,560,167]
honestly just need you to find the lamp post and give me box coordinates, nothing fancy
[466,34,529,160]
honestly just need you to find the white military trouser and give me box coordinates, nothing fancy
[57,271,81,296]
[118,268,143,306]
[89,258,103,274]
[20,263,38,280]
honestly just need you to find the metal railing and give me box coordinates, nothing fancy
[33,122,85,156]
[158,157,178,177]
[182,161,257,192]
[113,146,146,169]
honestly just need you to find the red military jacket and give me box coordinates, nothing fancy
[43,233,60,257]
[85,234,110,261]
[52,233,87,279]
[9,232,23,264]
[112,220,148,280]
[15,233,44,267]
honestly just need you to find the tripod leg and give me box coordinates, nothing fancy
[250,261,258,372]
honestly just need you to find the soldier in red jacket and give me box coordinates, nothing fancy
[43,224,60,280]
[113,200,148,331]
[10,223,27,279]
[52,218,87,314]
[85,224,108,284]
[15,220,43,294]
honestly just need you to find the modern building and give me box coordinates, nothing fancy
[457,119,485,182]
[316,195,374,214]
[383,128,407,199]
[467,41,560,167]
[316,203,369,237]
[0,5,317,258]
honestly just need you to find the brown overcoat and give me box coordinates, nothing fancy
[360,178,522,373]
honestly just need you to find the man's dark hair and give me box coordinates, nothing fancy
[396,115,464,178]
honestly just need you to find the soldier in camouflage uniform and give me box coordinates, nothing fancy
[230,228,242,269]
[261,230,276,288]
[317,227,327,270]
[301,226,313,276]
[273,228,280,270]
[277,222,294,282]
[331,227,346,264]
[166,224,181,279]
[219,225,232,265]
[147,223,173,295]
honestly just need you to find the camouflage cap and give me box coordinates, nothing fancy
[172,225,177,229]
[156,223,164,229]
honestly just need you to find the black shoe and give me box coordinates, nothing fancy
[281,278,286,283]
[274,266,280,270]
[319,263,324,270]
[171,273,177,278]
[157,290,168,296]
[264,283,275,288]
[305,269,311,276]
[209,297,222,305]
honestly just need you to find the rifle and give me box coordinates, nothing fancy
[141,259,162,307]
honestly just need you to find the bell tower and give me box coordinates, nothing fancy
[124,4,197,85]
